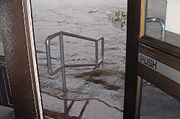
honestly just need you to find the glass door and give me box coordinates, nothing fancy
[138,0,180,118]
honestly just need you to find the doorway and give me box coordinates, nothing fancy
[31,0,127,118]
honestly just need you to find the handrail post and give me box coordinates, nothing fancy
[46,38,52,74]
[101,37,104,61]
[59,33,66,92]
[95,41,99,68]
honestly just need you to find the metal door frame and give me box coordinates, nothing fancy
[123,0,141,118]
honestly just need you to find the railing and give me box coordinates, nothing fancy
[146,17,166,41]
[45,31,104,92]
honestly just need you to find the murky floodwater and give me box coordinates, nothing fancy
[32,0,126,118]
[42,92,123,119]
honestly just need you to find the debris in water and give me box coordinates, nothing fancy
[74,69,113,78]
[86,77,120,91]
[88,10,98,13]
[57,20,65,23]
[36,49,45,54]
[71,53,77,57]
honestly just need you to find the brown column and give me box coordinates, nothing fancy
[0,0,43,118]
[123,0,141,119]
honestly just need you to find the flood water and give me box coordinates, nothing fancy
[32,0,180,118]
[42,92,123,119]
[32,0,126,118]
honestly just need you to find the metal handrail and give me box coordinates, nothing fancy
[146,17,166,41]
[45,31,104,92]
[46,31,100,42]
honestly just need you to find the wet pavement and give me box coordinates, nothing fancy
[42,92,123,119]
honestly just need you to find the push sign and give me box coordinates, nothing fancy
[138,53,180,84]
[138,53,157,70]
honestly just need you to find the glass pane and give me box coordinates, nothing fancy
[140,80,180,119]
[145,0,166,41]
[0,34,4,56]
[145,0,180,48]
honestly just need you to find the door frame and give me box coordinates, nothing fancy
[0,0,43,118]
[1,0,156,118]
[123,0,142,119]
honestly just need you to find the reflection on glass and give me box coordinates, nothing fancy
[140,80,180,119]
[0,34,4,56]
[145,0,180,47]
[146,17,165,41]
[145,0,167,41]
